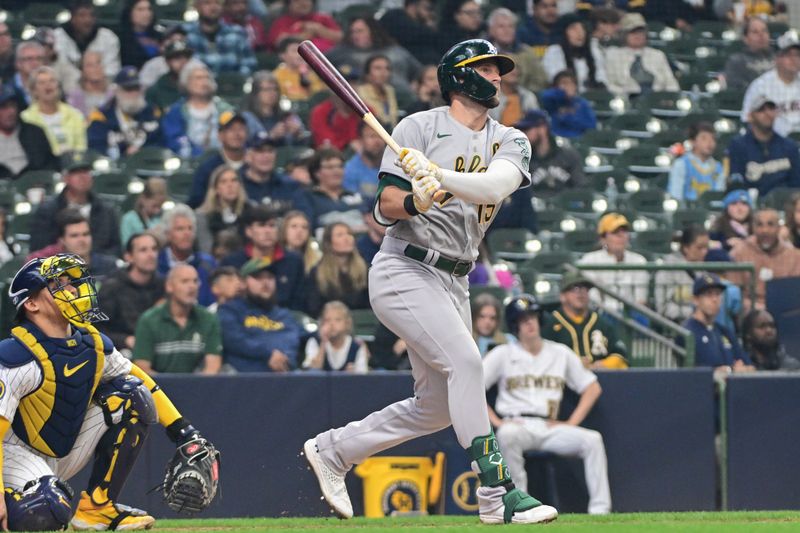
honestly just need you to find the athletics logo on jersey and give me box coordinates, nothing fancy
[514,138,530,169]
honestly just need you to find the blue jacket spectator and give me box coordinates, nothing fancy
[539,85,597,138]
[516,0,560,54]
[343,123,383,199]
[486,186,538,235]
[161,95,234,157]
[237,131,299,209]
[218,258,302,372]
[728,95,800,197]
[183,1,256,75]
[87,67,162,157]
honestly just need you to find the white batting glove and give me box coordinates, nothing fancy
[399,148,442,181]
[412,175,441,213]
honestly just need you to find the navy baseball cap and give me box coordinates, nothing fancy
[114,66,141,89]
[0,84,17,106]
[247,130,278,150]
[514,109,549,130]
[693,273,726,296]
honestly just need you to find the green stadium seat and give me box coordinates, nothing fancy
[637,91,696,118]
[632,229,675,255]
[552,189,599,214]
[562,229,599,254]
[7,212,32,242]
[650,129,686,149]
[535,208,566,232]
[0,186,16,210]
[698,190,726,211]
[167,172,195,203]
[672,208,710,230]
[350,308,380,341]
[153,1,188,23]
[0,256,25,282]
[290,310,318,334]
[616,145,672,177]
[761,187,800,210]
[487,228,537,262]
[676,72,721,94]
[767,22,790,40]
[607,113,667,138]
[572,129,630,155]
[520,251,575,275]
[216,72,249,100]
[582,89,627,118]
[123,147,181,177]
[24,3,69,26]
[256,51,281,71]
[14,170,59,195]
[94,172,133,199]
[629,189,668,215]
[690,20,736,43]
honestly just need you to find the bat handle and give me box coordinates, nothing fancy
[363,112,402,154]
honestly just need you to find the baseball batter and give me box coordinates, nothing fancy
[485,295,611,515]
[303,39,557,525]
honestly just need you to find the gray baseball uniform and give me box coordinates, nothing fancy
[315,106,532,474]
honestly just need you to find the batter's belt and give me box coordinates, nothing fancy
[381,237,473,277]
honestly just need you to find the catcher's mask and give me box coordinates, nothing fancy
[40,253,107,326]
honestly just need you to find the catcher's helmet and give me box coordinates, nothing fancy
[437,39,515,106]
[505,294,542,335]
[8,258,48,311]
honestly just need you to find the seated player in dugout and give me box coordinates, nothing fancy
[0,254,218,531]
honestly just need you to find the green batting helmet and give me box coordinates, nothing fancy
[437,39,515,106]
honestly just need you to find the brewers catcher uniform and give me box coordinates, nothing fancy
[485,295,611,515]
[0,254,218,531]
[303,39,557,525]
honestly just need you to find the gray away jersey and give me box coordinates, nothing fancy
[378,106,532,261]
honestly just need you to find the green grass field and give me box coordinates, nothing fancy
[150,512,800,532]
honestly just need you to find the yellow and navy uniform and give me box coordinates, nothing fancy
[542,309,629,369]
[0,323,108,458]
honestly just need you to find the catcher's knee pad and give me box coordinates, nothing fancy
[88,376,156,505]
[4,476,74,532]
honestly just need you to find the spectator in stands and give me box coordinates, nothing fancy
[187,111,248,208]
[344,123,383,199]
[99,232,164,357]
[489,61,539,127]
[484,297,610,516]
[208,265,243,312]
[184,0,256,75]
[605,13,679,97]
[273,37,327,102]
[196,165,248,254]
[242,70,309,147]
[87,67,163,158]
[21,66,86,156]
[221,204,306,309]
[10,41,46,108]
[141,26,202,92]
[578,213,649,312]
[265,0,343,53]
[29,152,120,255]
[543,270,628,369]
[668,122,726,202]
[485,182,538,235]
[356,201,385,266]
[0,209,17,266]
[487,7,548,93]
[239,131,299,208]
[66,51,115,118]
[0,22,13,81]
[405,65,444,115]
[0,83,59,179]
[33,27,80,96]
[539,69,597,138]
[516,0,559,56]
[134,263,223,374]
[589,7,621,68]
[218,256,303,372]
[436,0,486,54]
[27,209,119,280]
[683,273,754,374]
[306,222,370,317]
[379,0,439,66]
[780,192,800,248]
[157,203,218,306]
[471,293,511,357]
[515,109,586,198]
[742,309,800,370]
[728,95,800,197]
[294,149,366,233]
[54,0,121,78]
[742,31,800,137]
[710,189,753,251]
[729,208,800,311]
[120,176,167,246]
[280,210,321,274]
[371,321,410,370]
[223,0,269,51]
[309,93,361,150]
[543,14,606,92]
[303,301,370,372]
[119,0,163,69]
[328,16,421,98]
[357,55,398,128]
[162,63,234,157]
[723,17,774,90]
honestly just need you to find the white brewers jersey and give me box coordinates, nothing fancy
[483,339,597,419]
[741,69,800,136]
[378,106,532,262]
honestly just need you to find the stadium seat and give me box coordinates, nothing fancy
[123,147,181,177]
[690,20,736,44]
[552,189,599,215]
[632,229,675,255]
[216,72,249,100]
[607,113,667,138]
[572,129,630,155]
[637,91,696,118]
[761,187,799,210]
[676,72,721,94]
[650,129,686,149]
[470,286,509,305]
[629,189,668,215]
[698,190,726,211]
[7,212,32,242]
[767,21,790,40]
[0,256,25,282]
[535,207,567,232]
[290,310,318,335]
[0,186,16,210]
[256,51,281,71]
[167,171,195,203]
[94,172,133,200]
[276,146,315,171]
[561,229,599,254]
[14,169,59,195]
[582,89,627,118]
[581,150,614,174]
[487,228,537,262]
[616,145,672,177]
[350,308,380,341]
[520,251,575,275]
[24,3,68,26]
[672,208,711,230]
[671,113,738,135]
[153,1,188,23]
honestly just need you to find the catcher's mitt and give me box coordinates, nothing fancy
[162,437,220,514]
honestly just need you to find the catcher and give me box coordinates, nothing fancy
[0,253,219,531]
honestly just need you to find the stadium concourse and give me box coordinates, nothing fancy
[0,0,800,522]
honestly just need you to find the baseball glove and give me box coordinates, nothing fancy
[162,437,220,514]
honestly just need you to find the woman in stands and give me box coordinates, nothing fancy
[356,54,399,128]
[710,189,753,251]
[472,293,512,357]
[67,51,114,118]
[119,0,163,69]
[22,66,87,155]
[241,70,309,146]
[542,13,606,92]
[780,192,800,248]
[196,164,248,254]
[279,210,321,274]
[120,177,168,246]
[305,222,369,318]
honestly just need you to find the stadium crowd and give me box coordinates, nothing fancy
[0,0,799,377]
